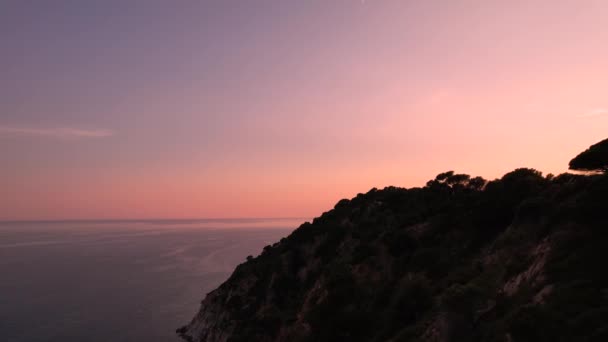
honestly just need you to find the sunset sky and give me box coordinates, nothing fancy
[2,1,608,220]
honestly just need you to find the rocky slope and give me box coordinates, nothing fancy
[178,169,608,342]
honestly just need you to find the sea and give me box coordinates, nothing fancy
[0,218,303,342]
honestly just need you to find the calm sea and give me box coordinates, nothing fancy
[0,219,302,342]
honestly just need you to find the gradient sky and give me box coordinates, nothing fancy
[2,1,608,220]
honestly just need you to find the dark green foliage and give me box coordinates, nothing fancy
[514,197,551,223]
[384,229,418,257]
[426,171,486,192]
[315,226,347,262]
[468,176,487,190]
[282,170,608,341]
[305,263,375,342]
[351,242,375,264]
[392,275,433,323]
[569,138,608,172]
[182,156,608,342]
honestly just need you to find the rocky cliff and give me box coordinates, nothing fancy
[178,169,608,342]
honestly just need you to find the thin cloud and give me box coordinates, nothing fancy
[0,125,114,139]
[578,108,608,118]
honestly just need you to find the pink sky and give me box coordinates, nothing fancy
[1,1,607,220]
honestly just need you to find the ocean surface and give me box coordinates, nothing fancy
[0,219,303,342]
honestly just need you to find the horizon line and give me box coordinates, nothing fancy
[0,217,311,224]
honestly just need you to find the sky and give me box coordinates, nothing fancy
[2,1,608,220]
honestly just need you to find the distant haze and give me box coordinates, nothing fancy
[2,1,608,220]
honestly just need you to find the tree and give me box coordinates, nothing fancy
[426,171,486,191]
[569,138,608,173]
[468,176,487,190]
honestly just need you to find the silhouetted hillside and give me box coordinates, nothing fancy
[179,146,608,342]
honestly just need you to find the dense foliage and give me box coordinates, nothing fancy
[180,166,608,342]
[569,138,608,173]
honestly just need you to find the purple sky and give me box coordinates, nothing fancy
[2,1,608,220]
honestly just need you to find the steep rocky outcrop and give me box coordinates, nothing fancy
[179,169,608,342]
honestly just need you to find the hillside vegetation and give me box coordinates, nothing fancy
[179,144,608,342]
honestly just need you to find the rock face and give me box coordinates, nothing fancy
[179,169,608,342]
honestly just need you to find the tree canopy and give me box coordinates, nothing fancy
[569,138,608,173]
[426,171,487,191]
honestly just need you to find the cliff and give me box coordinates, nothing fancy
[178,169,608,342]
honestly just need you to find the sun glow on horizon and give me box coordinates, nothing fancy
[1,1,607,220]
